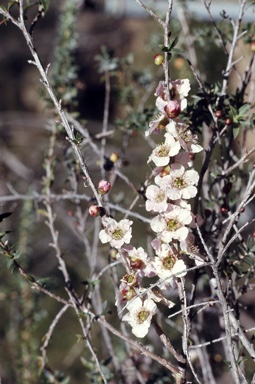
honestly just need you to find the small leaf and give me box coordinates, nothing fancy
[40,0,50,13]
[233,127,240,139]
[0,5,8,11]
[238,103,250,116]
[7,1,18,11]
[171,48,185,53]
[37,209,49,218]
[3,251,14,260]
[169,36,179,50]
[23,272,36,283]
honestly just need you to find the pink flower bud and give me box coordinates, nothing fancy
[98,179,111,195]
[164,100,181,118]
[89,205,101,217]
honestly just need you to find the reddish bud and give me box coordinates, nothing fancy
[239,207,245,213]
[250,41,255,52]
[189,153,195,161]
[98,179,111,195]
[154,54,164,65]
[220,205,229,214]
[164,100,181,118]
[174,57,185,70]
[214,354,223,363]
[89,205,101,217]
[215,110,223,118]
[225,118,232,126]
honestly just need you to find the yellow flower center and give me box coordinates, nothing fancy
[155,190,165,203]
[156,144,169,157]
[112,228,124,240]
[137,309,150,324]
[162,254,176,270]
[167,218,180,231]
[173,177,186,189]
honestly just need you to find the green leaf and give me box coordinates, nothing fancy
[7,1,18,11]
[238,103,250,116]
[40,0,50,12]
[233,127,240,139]
[0,5,8,12]
[171,48,185,53]
[169,36,179,50]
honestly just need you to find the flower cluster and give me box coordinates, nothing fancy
[98,78,203,338]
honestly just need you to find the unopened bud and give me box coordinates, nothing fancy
[89,205,101,217]
[154,54,164,65]
[98,179,111,195]
[250,41,255,52]
[215,110,223,118]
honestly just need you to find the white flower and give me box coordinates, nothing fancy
[145,79,191,137]
[145,184,168,212]
[122,297,157,338]
[122,245,156,278]
[147,132,181,167]
[99,216,133,249]
[150,204,192,242]
[166,120,203,153]
[156,98,181,119]
[155,79,191,111]
[153,243,187,289]
[169,79,191,106]
[155,163,199,200]
[145,113,169,137]
[116,280,137,306]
